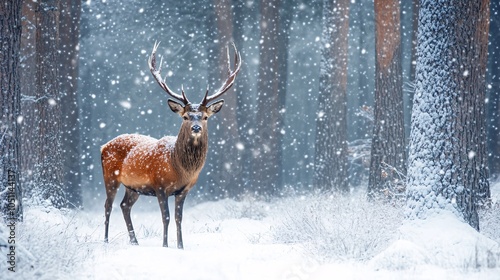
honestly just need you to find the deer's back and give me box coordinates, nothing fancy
[101,134,179,191]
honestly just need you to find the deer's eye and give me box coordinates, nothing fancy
[203,116,208,121]
[183,116,189,121]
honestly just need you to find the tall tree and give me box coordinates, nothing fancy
[232,0,257,193]
[487,1,500,176]
[20,0,38,197]
[0,0,24,221]
[314,0,350,192]
[406,0,490,230]
[59,0,82,207]
[368,0,406,198]
[34,0,67,208]
[207,0,243,198]
[253,0,287,196]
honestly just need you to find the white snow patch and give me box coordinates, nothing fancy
[372,210,500,276]
[5,195,500,279]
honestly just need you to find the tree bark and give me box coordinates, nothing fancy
[406,0,490,230]
[0,0,24,221]
[487,1,500,176]
[34,0,67,208]
[314,0,350,192]
[20,0,38,198]
[368,0,406,198]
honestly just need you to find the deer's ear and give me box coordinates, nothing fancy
[168,99,184,115]
[207,100,224,117]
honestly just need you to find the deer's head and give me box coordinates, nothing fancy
[148,42,241,142]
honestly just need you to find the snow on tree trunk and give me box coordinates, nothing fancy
[0,0,24,221]
[368,0,406,198]
[34,0,67,208]
[314,0,350,192]
[406,0,490,230]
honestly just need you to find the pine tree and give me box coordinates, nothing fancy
[59,0,82,207]
[33,0,67,208]
[406,0,490,230]
[368,0,406,198]
[314,0,350,192]
[253,0,287,196]
[1,0,24,221]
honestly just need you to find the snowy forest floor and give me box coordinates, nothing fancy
[2,183,500,280]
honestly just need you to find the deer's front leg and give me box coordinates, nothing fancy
[156,189,170,247]
[175,189,189,249]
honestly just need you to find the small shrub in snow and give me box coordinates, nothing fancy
[479,203,500,244]
[222,196,268,220]
[479,180,500,244]
[5,206,97,279]
[272,193,403,262]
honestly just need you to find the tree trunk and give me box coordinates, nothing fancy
[0,0,24,221]
[34,0,67,208]
[314,0,350,192]
[59,0,82,208]
[207,0,243,199]
[20,0,38,198]
[406,0,490,230]
[368,0,406,199]
[487,1,500,176]
[232,0,256,194]
[253,0,287,197]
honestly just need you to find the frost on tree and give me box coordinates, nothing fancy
[406,0,490,230]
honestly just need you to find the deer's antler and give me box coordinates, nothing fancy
[148,41,190,105]
[201,42,242,106]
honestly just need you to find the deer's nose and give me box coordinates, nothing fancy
[191,125,202,134]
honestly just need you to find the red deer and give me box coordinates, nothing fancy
[100,42,241,248]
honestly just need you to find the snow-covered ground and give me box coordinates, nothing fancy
[2,183,500,280]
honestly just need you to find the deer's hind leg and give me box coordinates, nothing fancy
[104,180,120,243]
[121,187,140,245]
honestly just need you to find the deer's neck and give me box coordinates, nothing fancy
[172,131,208,178]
